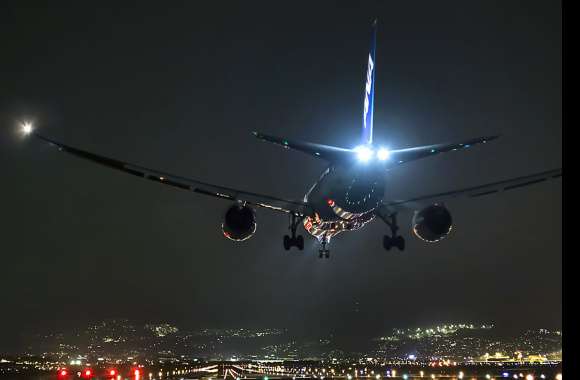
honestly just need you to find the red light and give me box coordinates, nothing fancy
[110,369,117,376]
[327,199,335,207]
[135,369,140,375]
[60,370,68,376]
[84,369,92,377]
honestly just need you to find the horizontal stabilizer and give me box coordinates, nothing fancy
[254,131,500,167]
[252,131,352,161]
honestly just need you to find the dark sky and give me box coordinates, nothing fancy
[0,1,561,351]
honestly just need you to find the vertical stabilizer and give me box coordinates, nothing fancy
[361,19,377,145]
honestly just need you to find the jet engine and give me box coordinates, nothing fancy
[412,204,453,243]
[222,204,257,241]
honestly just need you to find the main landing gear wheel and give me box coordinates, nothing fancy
[379,211,406,251]
[383,235,405,251]
[283,213,304,251]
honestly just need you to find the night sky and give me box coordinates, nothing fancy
[0,1,561,351]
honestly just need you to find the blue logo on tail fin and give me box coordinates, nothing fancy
[362,20,377,145]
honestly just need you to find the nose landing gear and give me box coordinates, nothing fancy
[283,213,304,251]
[318,235,330,259]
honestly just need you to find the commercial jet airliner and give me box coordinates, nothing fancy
[20,20,561,258]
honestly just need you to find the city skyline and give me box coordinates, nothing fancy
[7,319,561,362]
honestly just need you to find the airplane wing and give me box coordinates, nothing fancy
[31,133,314,217]
[384,168,562,212]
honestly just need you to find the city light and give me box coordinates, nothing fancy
[525,375,534,380]
[354,145,373,162]
[458,371,464,379]
[555,374,562,380]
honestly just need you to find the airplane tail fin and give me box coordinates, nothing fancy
[361,19,377,145]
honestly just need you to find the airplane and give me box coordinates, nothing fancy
[19,20,561,259]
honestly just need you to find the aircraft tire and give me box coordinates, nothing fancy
[297,235,304,250]
[394,236,405,251]
[383,235,392,250]
[283,235,291,250]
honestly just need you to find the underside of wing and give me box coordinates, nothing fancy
[32,133,314,217]
[385,168,562,212]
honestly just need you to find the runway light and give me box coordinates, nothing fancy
[21,122,33,135]
[354,145,373,162]
[377,148,390,160]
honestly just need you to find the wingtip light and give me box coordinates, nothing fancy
[21,122,33,135]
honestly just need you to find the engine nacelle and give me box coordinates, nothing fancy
[222,204,257,241]
[412,204,453,243]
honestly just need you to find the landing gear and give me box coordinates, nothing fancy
[378,211,405,251]
[383,235,405,250]
[318,236,330,259]
[283,213,304,251]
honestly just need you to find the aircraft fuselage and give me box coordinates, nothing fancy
[302,165,385,241]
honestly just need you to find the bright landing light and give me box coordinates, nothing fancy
[354,145,373,162]
[21,122,33,135]
[377,147,390,160]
